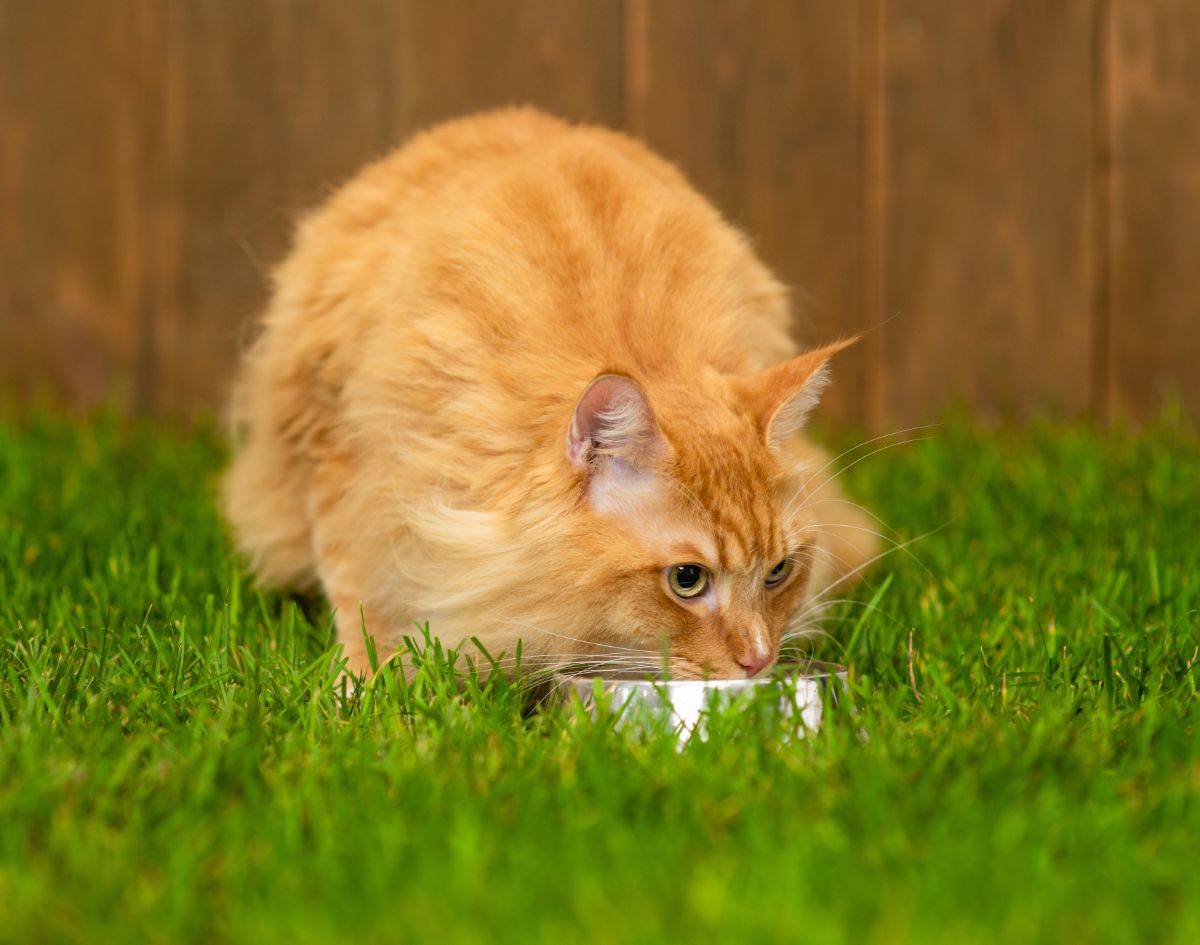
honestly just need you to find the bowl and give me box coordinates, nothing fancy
[557,660,847,743]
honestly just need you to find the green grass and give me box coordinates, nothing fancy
[2,408,1198,945]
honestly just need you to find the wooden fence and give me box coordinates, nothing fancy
[1,1,1197,427]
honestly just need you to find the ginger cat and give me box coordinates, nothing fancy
[223,108,877,680]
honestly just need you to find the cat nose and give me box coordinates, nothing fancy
[737,652,772,678]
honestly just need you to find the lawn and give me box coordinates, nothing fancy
[1,408,1198,945]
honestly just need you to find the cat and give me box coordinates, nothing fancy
[222,107,878,681]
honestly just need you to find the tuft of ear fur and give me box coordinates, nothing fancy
[732,337,859,449]
[567,374,663,475]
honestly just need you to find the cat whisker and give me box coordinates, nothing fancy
[651,658,705,681]
[798,423,942,493]
[797,495,905,535]
[805,522,950,611]
[799,432,940,509]
[785,596,870,625]
[777,441,936,532]
[485,657,661,681]
[777,428,939,526]
[780,610,842,640]
[777,643,835,668]
[522,653,662,668]
[506,655,670,681]
[549,659,669,684]
[800,520,938,583]
[481,651,622,668]
[789,595,901,624]
[491,617,655,657]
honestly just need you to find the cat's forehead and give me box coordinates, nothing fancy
[664,432,796,568]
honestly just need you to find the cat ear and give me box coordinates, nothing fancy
[567,374,663,477]
[733,337,859,448]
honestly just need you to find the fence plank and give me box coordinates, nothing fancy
[633,0,865,425]
[5,1,1196,425]
[144,0,394,416]
[882,1,1095,424]
[0,0,144,409]
[1110,0,1200,419]
[145,0,621,417]
[395,0,623,131]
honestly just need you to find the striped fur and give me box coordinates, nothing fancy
[222,107,878,680]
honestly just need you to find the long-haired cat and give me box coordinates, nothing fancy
[223,108,877,680]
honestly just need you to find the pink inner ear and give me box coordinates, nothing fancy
[567,374,659,473]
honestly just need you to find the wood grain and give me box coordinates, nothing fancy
[394,0,623,132]
[3,1,1197,425]
[882,1,1095,424]
[142,0,621,416]
[144,0,394,416]
[1110,0,1200,420]
[859,0,887,433]
[633,1,864,425]
[0,0,144,409]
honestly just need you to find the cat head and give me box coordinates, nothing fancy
[566,339,854,679]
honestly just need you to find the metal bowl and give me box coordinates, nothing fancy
[557,660,847,743]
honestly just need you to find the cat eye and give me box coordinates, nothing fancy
[668,564,709,599]
[765,556,794,588]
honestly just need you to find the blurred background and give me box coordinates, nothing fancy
[1,0,1196,429]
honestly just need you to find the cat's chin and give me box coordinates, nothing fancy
[674,656,784,681]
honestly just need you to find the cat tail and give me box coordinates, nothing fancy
[221,339,321,592]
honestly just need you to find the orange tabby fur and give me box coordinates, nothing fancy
[223,107,877,679]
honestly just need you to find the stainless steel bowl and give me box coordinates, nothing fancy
[558,660,847,743]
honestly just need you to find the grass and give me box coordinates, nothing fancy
[1,407,1198,945]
